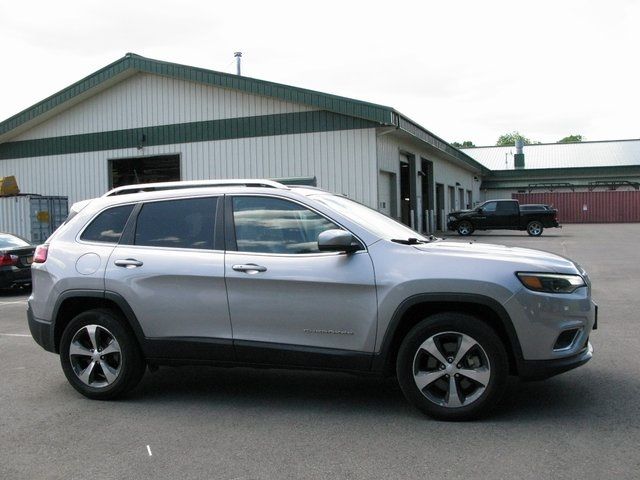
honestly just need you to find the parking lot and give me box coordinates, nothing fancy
[1,223,638,479]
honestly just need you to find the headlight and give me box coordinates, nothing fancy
[516,272,585,294]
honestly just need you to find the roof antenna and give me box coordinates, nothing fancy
[234,52,242,76]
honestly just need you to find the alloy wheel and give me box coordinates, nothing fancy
[458,222,472,235]
[528,222,542,236]
[68,324,122,388]
[412,331,491,408]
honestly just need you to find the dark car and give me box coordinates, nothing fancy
[0,233,35,289]
[447,199,560,236]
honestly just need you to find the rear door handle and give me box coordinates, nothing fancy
[232,263,267,274]
[114,258,144,268]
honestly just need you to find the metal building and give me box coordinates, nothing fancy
[462,139,640,199]
[0,53,484,233]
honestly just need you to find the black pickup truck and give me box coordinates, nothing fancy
[447,199,560,236]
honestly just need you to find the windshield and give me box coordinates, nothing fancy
[312,194,429,242]
[0,233,30,249]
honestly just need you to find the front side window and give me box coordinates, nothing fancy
[232,196,338,254]
[135,197,217,250]
[481,202,498,213]
[81,204,134,243]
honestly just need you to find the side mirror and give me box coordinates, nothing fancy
[476,207,483,213]
[318,229,360,253]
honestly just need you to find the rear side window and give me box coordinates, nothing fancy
[81,204,134,243]
[496,201,518,214]
[135,197,217,250]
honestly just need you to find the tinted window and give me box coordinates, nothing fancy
[496,201,518,214]
[233,196,338,254]
[81,204,134,243]
[482,202,497,213]
[135,197,217,249]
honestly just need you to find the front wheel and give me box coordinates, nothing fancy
[59,308,145,400]
[396,312,509,420]
[457,221,474,236]
[526,221,544,236]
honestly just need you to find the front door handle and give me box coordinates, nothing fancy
[232,263,267,274]
[114,258,144,268]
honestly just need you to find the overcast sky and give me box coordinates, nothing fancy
[1,0,638,146]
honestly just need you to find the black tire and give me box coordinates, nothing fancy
[396,312,509,421]
[457,220,474,236]
[526,221,544,236]
[59,308,145,400]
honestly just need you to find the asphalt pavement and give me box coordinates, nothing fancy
[1,223,638,479]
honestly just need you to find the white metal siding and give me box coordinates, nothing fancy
[13,73,316,141]
[0,196,31,239]
[376,132,481,216]
[0,128,378,207]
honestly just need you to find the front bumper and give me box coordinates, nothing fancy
[518,341,593,380]
[27,303,56,352]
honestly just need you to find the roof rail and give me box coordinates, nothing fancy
[103,179,288,197]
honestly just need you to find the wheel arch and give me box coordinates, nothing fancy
[372,293,524,376]
[52,290,146,354]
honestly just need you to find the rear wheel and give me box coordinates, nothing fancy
[60,308,145,400]
[457,221,474,236]
[526,221,543,236]
[396,312,509,420]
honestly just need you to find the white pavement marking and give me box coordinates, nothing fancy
[0,333,31,337]
[146,445,152,456]
[0,301,27,306]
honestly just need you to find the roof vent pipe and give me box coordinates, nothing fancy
[234,52,242,76]
[514,138,525,169]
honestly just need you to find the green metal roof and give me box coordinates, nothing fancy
[0,53,483,172]
[481,164,640,189]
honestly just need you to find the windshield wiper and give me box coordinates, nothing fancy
[391,235,441,245]
[391,237,427,245]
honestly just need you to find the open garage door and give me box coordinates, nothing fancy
[109,154,180,189]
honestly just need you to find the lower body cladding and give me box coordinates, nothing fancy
[28,296,595,382]
[504,287,597,379]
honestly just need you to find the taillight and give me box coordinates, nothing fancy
[33,245,48,263]
[0,253,18,266]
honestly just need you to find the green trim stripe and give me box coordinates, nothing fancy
[486,164,640,179]
[0,110,377,160]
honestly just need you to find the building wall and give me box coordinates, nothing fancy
[0,128,378,206]
[13,73,316,141]
[376,132,480,230]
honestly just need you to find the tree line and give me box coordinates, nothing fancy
[451,133,584,148]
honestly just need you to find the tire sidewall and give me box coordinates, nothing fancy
[396,313,508,420]
[59,309,143,399]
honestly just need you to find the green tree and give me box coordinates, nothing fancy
[558,134,584,143]
[496,131,532,146]
[451,140,476,148]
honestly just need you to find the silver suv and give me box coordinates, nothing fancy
[27,180,597,420]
